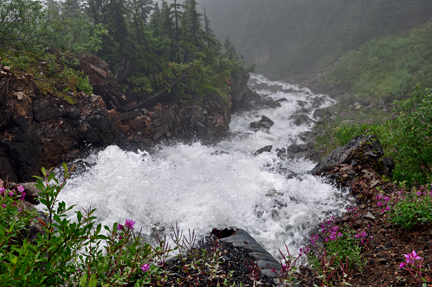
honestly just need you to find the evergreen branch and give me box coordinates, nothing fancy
[119,67,190,113]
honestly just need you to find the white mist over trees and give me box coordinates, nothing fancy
[197,0,432,84]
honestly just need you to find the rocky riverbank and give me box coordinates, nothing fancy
[0,55,265,182]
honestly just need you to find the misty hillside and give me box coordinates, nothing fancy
[200,0,432,96]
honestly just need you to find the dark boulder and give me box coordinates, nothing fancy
[254,145,273,156]
[313,108,332,119]
[311,135,394,179]
[263,98,282,109]
[311,96,326,108]
[289,114,312,126]
[250,115,274,132]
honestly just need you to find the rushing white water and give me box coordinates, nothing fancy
[54,74,349,259]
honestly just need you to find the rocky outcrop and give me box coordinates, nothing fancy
[122,95,231,145]
[0,65,123,182]
[311,135,394,186]
[0,58,255,182]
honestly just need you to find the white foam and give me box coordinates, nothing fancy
[55,74,347,259]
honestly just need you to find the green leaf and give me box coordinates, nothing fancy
[80,273,88,287]
[41,167,47,177]
[63,162,68,175]
[9,255,17,264]
[89,274,97,287]
[7,221,15,234]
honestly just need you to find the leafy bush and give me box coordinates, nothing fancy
[0,165,236,286]
[381,86,432,185]
[386,187,432,229]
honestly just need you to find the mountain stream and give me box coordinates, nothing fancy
[54,74,350,259]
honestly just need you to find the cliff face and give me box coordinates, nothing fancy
[0,56,253,182]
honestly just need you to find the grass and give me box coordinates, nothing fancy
[323,20,432,100]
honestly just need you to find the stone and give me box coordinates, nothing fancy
[89,63,107,78]
[379,258,388,264]
[33,100,60,122]
[364,212,376,221]
[250,115,274,132]
[254,145,273,155]
[313,108,331,119]
[14,91,25,100]
[9,182,41,204]
[289,114,312,126]
[196,122,213,139]
[260,115,274,127]
[311,135,392,177]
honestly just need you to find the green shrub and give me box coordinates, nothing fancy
[382,86,432,185]
[0,165,232,286]
[388,186,432,229]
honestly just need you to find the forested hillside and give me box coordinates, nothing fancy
[200,0,432,89]
[0,0,249,103]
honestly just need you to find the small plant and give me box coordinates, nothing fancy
[271,245,306,286]
[388,185,432,229]
[399,250,432,284]
[306,214,367,286]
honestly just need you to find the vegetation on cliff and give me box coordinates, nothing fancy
[0,0,250,104]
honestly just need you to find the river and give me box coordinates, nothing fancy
[54,74,350,259]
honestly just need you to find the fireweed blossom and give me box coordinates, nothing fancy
[125,219,135,229]
[141,264,150,272]
[400,251,422,268]
[404,251,421,264]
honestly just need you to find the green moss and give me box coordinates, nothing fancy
[0,45,90,106]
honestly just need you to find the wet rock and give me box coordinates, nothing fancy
[250,115,274,132]
[260,115,274,127]
[313,109,332,119]
[311,96,325,108]
[290,114,312,126]
[311,135,394,180]
[196,121,214,139]
[296,100,308,107]
[33,100,60,122]
[254,145,272,155]
[250,121,271,132]
[276,148,287,159]
[264,98,282,109]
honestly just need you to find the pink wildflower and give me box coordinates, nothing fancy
[141,264,150,272]
[404,251,421,264]
[125,219,135,229]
